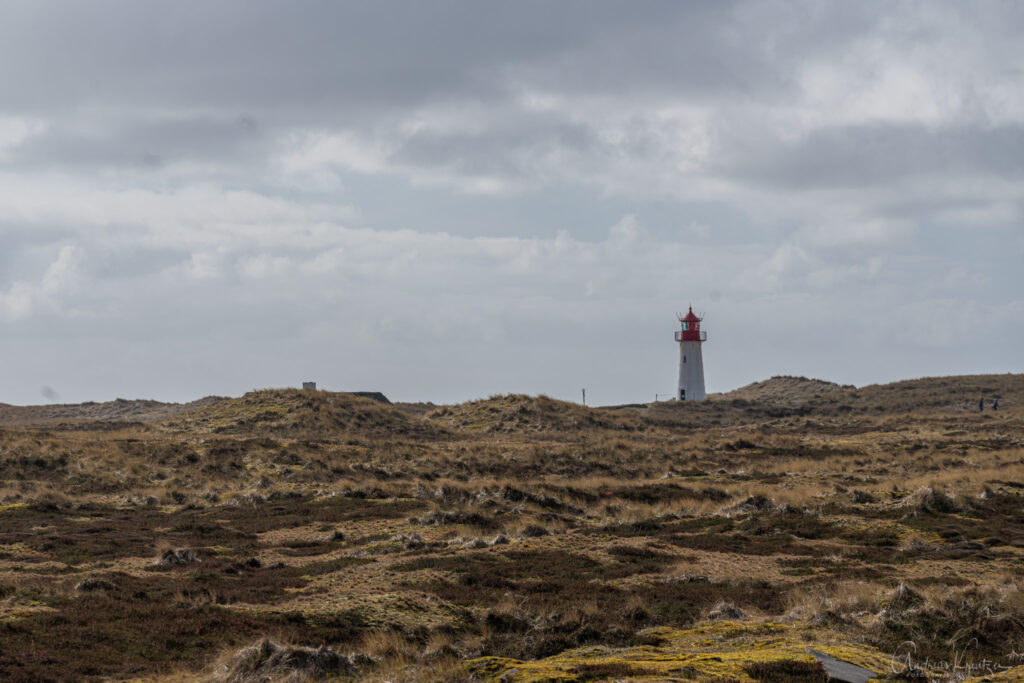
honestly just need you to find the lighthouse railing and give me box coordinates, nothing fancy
[674,331,708,342]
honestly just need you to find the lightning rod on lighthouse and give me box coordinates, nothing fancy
[675,306,707,401]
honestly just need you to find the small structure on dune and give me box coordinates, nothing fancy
[675,306,708,401]
[299,382,389,404]
[349,391,391,404]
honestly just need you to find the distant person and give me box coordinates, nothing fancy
[979,397,984,412]
[994,398,999,411]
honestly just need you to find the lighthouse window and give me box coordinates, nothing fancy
[683,355,686,363]
[682,322,689,331]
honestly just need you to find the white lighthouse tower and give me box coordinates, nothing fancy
[675,307,707,401]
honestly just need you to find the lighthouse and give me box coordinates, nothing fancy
[675,307,707,401]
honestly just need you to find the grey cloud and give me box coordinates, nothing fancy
[6,115,266,171]
[0,1,687,116]
[0,225,77,283]
[718,123,1024,190]
[2,2,694,175]
[4,0,1021,192]
[391,117,597,180]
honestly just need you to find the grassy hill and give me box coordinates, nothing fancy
[425,393,645,436]
[720,375,852,404]
[166,388,448,440]
[0,396,222,429]
[719,372,1023,414]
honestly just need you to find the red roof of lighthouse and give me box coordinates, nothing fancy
[680,306,701,323]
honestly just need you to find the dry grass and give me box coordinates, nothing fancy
[1,376,1024,680]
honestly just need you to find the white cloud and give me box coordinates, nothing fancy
[0,116,46,158]
[0,174,355,249]
[0,282,37,320]
[800,217,916,248]
[41,244,82,293]
[0,244,83,321]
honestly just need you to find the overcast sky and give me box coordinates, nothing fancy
[1,1,1021,406]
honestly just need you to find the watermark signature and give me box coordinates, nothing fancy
[891,639,1021,680]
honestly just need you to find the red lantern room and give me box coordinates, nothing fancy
[674,306,707,342]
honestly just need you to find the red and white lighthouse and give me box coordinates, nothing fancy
[675,307,707,401]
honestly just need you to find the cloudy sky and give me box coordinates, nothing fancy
[1,1,1021,406]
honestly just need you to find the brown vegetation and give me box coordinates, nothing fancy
[0,375,1023,680]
